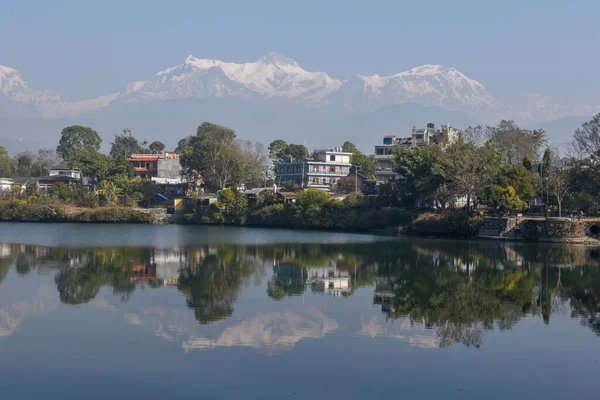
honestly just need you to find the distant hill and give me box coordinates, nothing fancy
[526,115,593,150]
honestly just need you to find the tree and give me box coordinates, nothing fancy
[268,139,289,161]
[0,146,14,177]
[149,141,165,154]
[13,152,33,177]
[394,144,446,207]
[287,144,308,162]
[109,129,144,158]
[180,122,246,191]
[573,113,600,160]
[175,136,193,153]
[486,120,546,166]
[442,141,503,207]
[480,185,526,212]
[497,165,536,203]
[31,149,60,177]
[57,125,102,164]
[50,181,70,202]
[522,154,533,172]
[70,149,111,180]
[541,147,553,178]
[342,141,376,177]
[549,169,570,217]
[564,192,595,214]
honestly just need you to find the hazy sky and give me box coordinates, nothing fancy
[1,0,598,105]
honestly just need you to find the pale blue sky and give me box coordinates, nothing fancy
[1,0,598,105]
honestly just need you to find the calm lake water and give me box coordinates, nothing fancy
[0,223,599,399]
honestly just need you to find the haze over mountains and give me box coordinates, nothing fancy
[0,53,596,153]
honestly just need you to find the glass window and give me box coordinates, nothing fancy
[330,155,335,161]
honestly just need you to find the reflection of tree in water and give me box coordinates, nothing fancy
[0,257,9,286]
[178,246,263,324]
[55,248,153,304]
[267,263,307,300]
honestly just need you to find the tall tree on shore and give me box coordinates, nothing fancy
[343,141,376,178]
[180,122,264,191]
[57,125,102,164]
[442,141,503,207]
[149,141,166,154]
[549,169,570,217]
[486,120,546,166]
[110,129,147,158]
[0,146,13,177]
[573,113,600,160]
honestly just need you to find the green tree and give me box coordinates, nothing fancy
[480,184,526,212]
[497,165,536,203]
[442,141,503,207]
[149,141,166,154]
[522,154,533,171]
[57,125,102,164]
[564,192,595,213]
[70,149,111,180]
[573,113,600,160]
[175,136,193,152]
[287,144,308,162]
[180,122,263,191]
[268,139,289,161]
[541,147,553,178]
[486,120,546,166]
[0,146,13,177]
[13,152,33,177]
[342,141,376,177]
[394,144,446,207]
[50,181,70,202]
[109,129,145,158]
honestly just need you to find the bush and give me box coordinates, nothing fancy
[71,207,155,223]
[411,211,483,238]
[0,199,67,222]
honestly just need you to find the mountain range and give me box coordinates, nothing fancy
[0,52,596,153]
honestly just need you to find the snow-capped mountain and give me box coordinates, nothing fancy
[329,64,500,115]
[0,53,503,119]
[118,52,342,104]
[1,53,595,124]
[0,64,117,118]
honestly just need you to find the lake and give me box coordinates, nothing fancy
[0,223,599,399]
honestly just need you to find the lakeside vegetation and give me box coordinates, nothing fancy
[3,114,600,236]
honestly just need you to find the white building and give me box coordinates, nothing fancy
[48,167,81,179]
[275,147,352,190]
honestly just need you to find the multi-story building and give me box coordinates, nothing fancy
[127,152,180,179]
[274,147,352,190]
[374,123,461,184]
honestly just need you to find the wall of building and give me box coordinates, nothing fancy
[157,158,181,179]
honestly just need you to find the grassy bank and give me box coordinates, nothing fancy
[0,199,155,224]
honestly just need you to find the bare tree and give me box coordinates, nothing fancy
[573,113,600,160]
[549,169,570,217]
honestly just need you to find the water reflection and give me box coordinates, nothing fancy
[1,240,599,351]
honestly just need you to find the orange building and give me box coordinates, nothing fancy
[127,153,179,179]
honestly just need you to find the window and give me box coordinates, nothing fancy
[329,166,335,173]
[330,155,335,161]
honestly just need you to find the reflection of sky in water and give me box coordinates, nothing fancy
[1,226,600,399]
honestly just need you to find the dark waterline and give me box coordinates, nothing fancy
[0,224,599,400]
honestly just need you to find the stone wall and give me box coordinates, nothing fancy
[478,217,600,244]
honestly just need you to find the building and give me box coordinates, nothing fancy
[127,152,180,179]
[374,123,461,184]
[48,167,81,179]
[275,147,352,190]
[307,264,350,297]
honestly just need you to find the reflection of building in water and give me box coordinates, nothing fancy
[373,277,398,313]
[152,249,186,286]
[307,265,350,297]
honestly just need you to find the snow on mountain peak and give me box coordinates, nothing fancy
[257,52,299,68]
